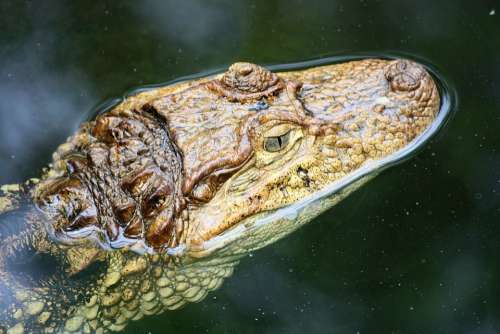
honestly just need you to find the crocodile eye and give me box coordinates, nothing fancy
[263,131,291,152]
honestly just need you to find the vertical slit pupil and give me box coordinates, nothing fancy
[264,130,291,152]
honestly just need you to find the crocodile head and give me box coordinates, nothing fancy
[32,58,440,256]
[0,58,442,333]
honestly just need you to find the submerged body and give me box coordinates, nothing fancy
[0,58,440,333]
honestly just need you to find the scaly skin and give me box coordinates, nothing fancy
[0,58,440,333]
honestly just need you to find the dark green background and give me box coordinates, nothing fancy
[1,1,499,333]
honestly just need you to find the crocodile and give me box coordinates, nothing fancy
[0,58,441,333]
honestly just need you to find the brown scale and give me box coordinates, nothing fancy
[35,105,185,250]
[206,62,285,102]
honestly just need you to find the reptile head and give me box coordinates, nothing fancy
[33,59,440,256]
[1,58,443,333]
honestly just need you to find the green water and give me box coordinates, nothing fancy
[1,1,499,333]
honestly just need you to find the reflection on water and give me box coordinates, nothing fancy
[1,0,499,333]
[0,2,96,184]
[132,0,245,52]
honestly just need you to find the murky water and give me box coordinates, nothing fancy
[1,1,499,333]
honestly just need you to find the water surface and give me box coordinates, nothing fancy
[1,1,499,333]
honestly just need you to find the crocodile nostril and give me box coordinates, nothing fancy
[384,59,425,92]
